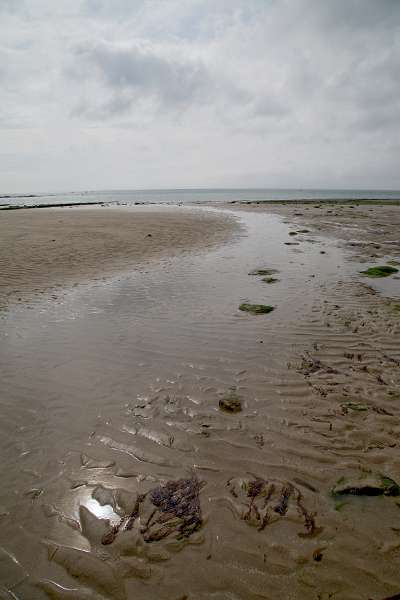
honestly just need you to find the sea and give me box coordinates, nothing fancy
[1,187,400,208]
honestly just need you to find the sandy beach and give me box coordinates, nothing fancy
[0,202,399,600]
[0,206,239,308]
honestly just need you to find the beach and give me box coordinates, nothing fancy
[0,206,239,308]
[0,202,399,600]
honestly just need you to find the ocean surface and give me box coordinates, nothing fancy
[1,187,400,207]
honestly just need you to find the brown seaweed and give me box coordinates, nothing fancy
[102,474,204,546]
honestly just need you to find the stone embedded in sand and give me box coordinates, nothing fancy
[360,265,399,278]
[332,473,400,497]
[219,390,242,413]
[239,303,274,315]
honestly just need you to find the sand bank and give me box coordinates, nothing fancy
[0,206,239,307]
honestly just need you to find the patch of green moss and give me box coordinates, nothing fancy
[239,303,274,315]
[360,265,398,278]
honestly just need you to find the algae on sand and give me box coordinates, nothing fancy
[360,265,398,278]
[332,472,400,497]
[248,268,278,277]
[261,277,279,284]
[239,303,274,315]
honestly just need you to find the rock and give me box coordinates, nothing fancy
[332,473,400,497]
[219,389,242,413]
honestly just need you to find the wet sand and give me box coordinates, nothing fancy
[0,206,239,308]
[0,203,400,600]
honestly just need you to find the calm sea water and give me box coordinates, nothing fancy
[1,187,400,207]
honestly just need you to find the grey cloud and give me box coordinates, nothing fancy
[72,42,210,115]
[1,0,400,192]
[0,0,24,12]
[309,0,400,31]
[69,40,288,122]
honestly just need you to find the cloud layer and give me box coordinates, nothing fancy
[1,0,399,192]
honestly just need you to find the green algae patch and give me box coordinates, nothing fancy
[261,277,279,284]
[332,473,400,497]
[239,303,274,315]
[289,231,298,236]
[341,402,368,412]
[248,268,278,277]
[360,265,398,278]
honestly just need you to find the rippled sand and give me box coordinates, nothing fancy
[0,204,399,600]
[0,206,239,308]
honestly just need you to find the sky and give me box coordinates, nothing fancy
[1,0,399,193]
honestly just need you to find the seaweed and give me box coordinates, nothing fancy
[228,476,321,537]
[102,474,204,546]
[341,402,369,412]
[360,265,398,278]
[332,473,400,497]
[239,303,274,315]
[248,268,278,276]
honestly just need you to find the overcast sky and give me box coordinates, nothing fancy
[1,0,399,193]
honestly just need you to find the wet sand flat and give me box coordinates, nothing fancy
[0,203,400,599]
[0,206,239,307]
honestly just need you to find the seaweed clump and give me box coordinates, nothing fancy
[102,474,205,546]
[261,277,279,284]
[248,268,278,277]
[239,303,274,315]
[332,473,400,497]
[360,265,398,278]
[227,476,321,537]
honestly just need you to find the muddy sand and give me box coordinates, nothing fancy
[0,202,399,600]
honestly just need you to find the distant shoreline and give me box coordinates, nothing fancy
[1,197,400,211]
